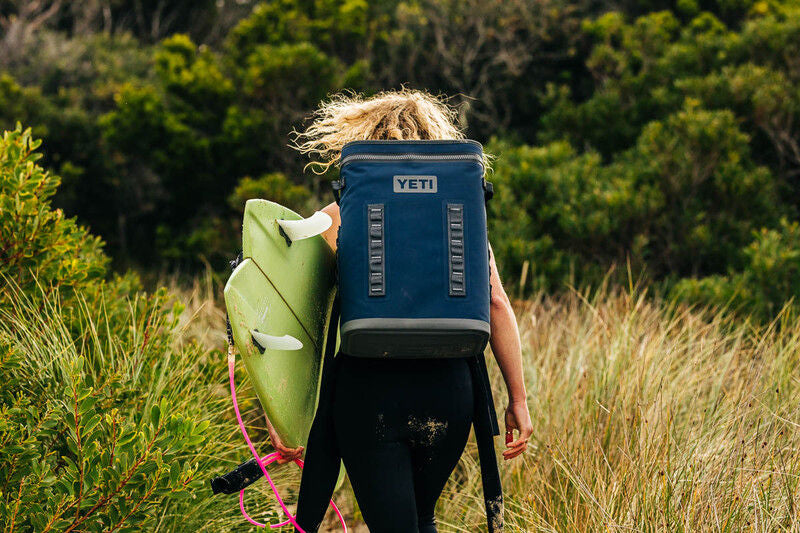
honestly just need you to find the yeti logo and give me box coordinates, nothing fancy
[393,175,437,193]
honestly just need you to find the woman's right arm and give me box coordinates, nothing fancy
[488,243,533,460]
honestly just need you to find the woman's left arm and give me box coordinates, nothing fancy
[488,243,533,460]
[320,202,341,252]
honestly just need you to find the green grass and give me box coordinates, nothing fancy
[6,272,799,531]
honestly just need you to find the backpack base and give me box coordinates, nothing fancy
[340,318,490,358]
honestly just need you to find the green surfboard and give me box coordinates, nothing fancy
[224,199,344,486]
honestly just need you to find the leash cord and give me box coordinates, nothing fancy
[228,345,348,531]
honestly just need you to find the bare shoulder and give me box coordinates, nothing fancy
[321,202,340,252]
[321,202,340,220]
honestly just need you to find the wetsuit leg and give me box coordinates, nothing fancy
[340,440,420,532]
[332,354,473,533]
[407,358,473,533]
[408,375,473,533]
[294,394,343,532]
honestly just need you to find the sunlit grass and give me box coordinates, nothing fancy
[0,278,309,532]
[441,287,800,532]
[66,274,799,532]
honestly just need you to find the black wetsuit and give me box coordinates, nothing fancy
[293,293,502,533]
[296,353,473,532]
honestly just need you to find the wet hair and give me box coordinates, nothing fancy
[291,88,466,174]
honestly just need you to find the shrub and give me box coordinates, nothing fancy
[227,172,312,214]
[0,287,202,531]
[0,125,286,530]
[0,125,108,306]
[672,218,800,320]
[0,278,286,531]
[487,104,781,293]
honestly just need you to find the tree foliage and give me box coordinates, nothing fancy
[488,103,780,289]
[2,0,800,316]
[0,125,107,304]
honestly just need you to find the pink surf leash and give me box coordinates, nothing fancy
[228,347,348,532]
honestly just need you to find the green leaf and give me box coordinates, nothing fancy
[169,462,180,485]
[83,413,102,434]
[150,404,161,427]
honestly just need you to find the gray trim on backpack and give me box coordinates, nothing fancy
[340,318,491,358]
[342,318,490,333]
[367,204,385,296]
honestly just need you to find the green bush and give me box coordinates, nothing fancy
[0,288,201,531]
[98,31,348,267]
[0,125,288,531]
[0,277,286,531]
[487,138,618,292]
[228,172,312,214]
[612,103,779,277]
[539,5,800,190]
[673,218,800,320]
[488,103,780,293]
[0,125,108,305]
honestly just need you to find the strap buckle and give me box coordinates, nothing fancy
[331,179,344,204]
[483,179,494,202]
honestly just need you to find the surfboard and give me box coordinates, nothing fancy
[224,199,342,477]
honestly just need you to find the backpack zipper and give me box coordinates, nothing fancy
[343,139,483,148]
[340,153,485,170]
[333,152,490,204]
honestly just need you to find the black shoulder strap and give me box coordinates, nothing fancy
[290,291,343,531]
[331,178,343,205]
[316,291,341,411]
[469,353,504,531]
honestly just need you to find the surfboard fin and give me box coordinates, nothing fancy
[277,211,332,243]
[251,330,303,352]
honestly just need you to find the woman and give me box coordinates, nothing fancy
[266,89,532,533]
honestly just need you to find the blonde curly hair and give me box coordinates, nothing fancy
[291,89,468,174]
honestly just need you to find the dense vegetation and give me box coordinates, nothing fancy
[2,3,800,528]
[1,0,798,318]
[5,126,797,531]
[0,125,292,531]
[3,0,799,318]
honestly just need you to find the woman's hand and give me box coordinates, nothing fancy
[502,400,532,460]
[265,414,304,464]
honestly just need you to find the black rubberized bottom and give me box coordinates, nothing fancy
[340,318,490,358]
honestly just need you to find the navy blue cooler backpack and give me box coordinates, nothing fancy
[334,139,493,358]
[331,139,504,531]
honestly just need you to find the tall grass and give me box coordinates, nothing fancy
[151,276,800,531]
[440,287,800,532]
[0,278,313,531]
[22,271,793,531]
[163,275,800,531]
